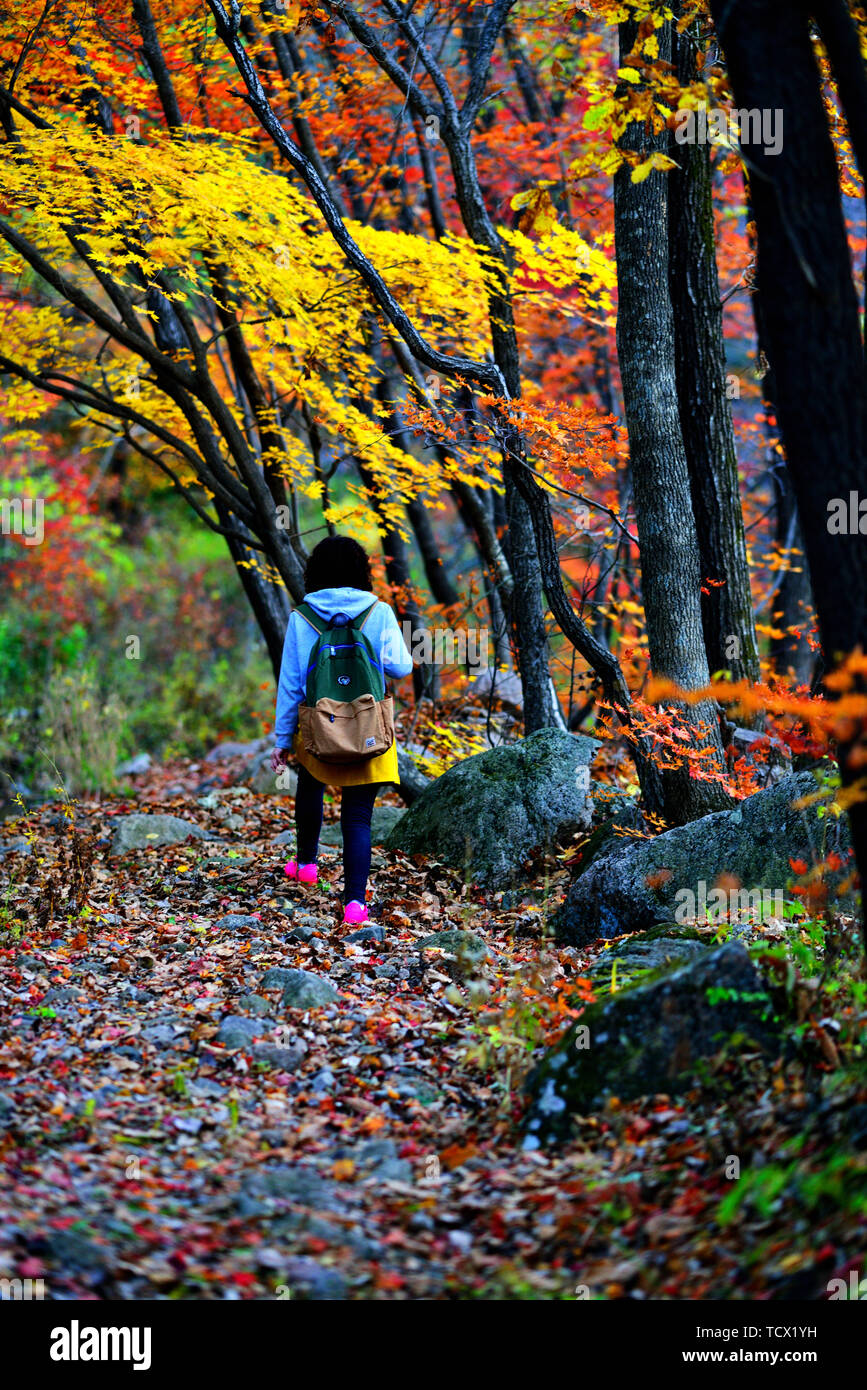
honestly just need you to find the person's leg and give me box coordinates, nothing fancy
[340,782,380,906]
[295,763,325,866]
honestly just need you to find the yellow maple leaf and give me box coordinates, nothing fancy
[631,152,679,182]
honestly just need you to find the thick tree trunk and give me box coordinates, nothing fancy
[614,18,732,823]
[708,0,867,946]
[750,258,816,684]
[669,8,761,689]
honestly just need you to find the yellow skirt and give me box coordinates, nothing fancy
[293,732,399,788]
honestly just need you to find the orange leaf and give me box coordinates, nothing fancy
[439,1142,477,1171]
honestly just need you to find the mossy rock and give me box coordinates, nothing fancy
[553,772,854,947]
[587,929,708,990]
[524,942,781,1143]
[386,729,597,889]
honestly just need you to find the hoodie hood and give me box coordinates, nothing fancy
[301,587,378,620]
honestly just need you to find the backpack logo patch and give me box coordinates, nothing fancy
[365,737,376,748]
[338,675,351,686]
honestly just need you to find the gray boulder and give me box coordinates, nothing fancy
[586,926,709,990]
[109,813,209,856]
[115,753,152,777]
[216,1015,265,1049]
[386,729,597,888]
[524,942,781,1143]
[0,837,31,859]
[205,738,268,763]
[261,967,339,1008]
[554,772,853,946]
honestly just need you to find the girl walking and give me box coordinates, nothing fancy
[271,536,414,926]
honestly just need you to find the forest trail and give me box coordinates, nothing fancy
[0,761,861,1301]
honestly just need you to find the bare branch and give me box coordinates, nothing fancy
[460,0,517,132]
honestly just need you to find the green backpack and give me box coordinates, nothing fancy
[296,601,395,763]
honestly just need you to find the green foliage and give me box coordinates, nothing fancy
[751,911,866,1058]
[125,650,270,760]
[717,1145,867,1227]
[0,499,274,794]
[40,665,126,794]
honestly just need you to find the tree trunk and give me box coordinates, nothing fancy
[708,0,867,947]
[505,475,567,730]
[669,8,761,689]
[614,17,732,823]
[214,498,291,678]
[359,433,437,702]
[749,254,816,684]
[451,482,513,670]
[769,466,816,684]
[406,497,460,608]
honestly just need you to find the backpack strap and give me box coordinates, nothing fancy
[352,601,379,632]
[296,601,327,635]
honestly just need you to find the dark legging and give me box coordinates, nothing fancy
[295,763,380,905]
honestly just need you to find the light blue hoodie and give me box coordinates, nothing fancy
[274,587,414,747]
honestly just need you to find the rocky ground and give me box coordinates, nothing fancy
[0,751,865,1300]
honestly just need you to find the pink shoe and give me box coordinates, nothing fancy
[343,900,368,926]
[284,860,318,885]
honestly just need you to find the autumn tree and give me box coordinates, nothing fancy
[613,14,732,822]
[3,0,794,819]
[668,2,761,692]
[206,0,692,806]
[707,0,867,933]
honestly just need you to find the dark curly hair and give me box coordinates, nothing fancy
[304,535,373,594]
